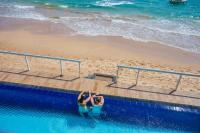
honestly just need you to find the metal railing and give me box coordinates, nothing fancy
[0,51,81,77]
[117,65,200,93]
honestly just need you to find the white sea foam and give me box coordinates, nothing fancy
[45,3,50,6]
[0,4,45,20]
[138,19,200,37]
[14,5,35,9]
[96,0,134,7]
[57,14,200,53]
[0,4,47,21]
[59,5,68,9]
[1,13,48,21]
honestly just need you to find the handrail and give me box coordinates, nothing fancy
[117,65,200,93]
[118,65,200,77]
[0,51,81,63]
[0,50,81,77]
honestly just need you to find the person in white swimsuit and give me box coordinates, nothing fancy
[90,94,104,116]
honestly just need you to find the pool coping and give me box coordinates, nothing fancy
[0,80,200,110]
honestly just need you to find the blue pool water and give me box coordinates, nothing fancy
[0,105,194,133]
[0,0,200,53]
[0,82,199,133]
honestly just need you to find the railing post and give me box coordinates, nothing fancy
[59,60,63,77]
[78,62,81,78]
[116,66,119,83]
[135,69,140,86]
[24,56,30,71]
[174,74,182,91]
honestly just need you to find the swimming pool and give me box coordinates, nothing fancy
[0,82,199,133]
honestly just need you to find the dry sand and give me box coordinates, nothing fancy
[0,18,199,92]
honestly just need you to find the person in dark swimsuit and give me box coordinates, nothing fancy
[77,91,91,116]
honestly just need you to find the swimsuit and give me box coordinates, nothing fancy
[78,104,88,113]
[91,105,102,116]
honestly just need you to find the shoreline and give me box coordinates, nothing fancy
[0,17,200,56]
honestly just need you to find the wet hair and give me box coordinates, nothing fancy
[78,94,86,104]
[94,97,101,104]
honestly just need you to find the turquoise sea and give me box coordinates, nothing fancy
[0,0,200,53]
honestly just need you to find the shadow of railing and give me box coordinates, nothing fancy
[109,65,200,99]
[0,50,81,82]
[0,69,79,82]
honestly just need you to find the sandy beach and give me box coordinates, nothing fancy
[0,17,199,92]
[1,1,200,132]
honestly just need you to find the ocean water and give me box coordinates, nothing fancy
[0,0,200,53]
[0,105,191,133]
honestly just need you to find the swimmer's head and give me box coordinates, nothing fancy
[94,97,101,104]
[78,94,86,103]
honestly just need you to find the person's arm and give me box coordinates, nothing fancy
[100,96,104,105]
[84,91,91,103]
[78,91,84,100]
[91,95,95,106]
